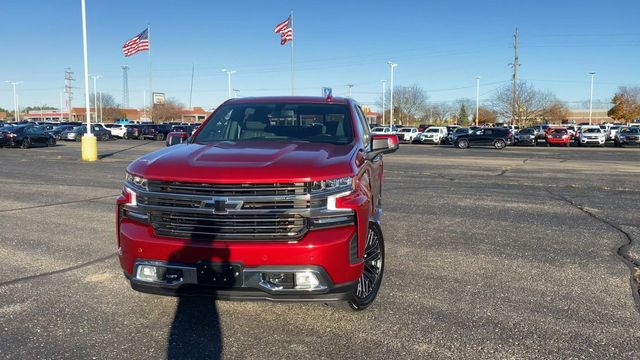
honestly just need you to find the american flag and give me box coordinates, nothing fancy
[122,28,150,57]
[274,16,293,45]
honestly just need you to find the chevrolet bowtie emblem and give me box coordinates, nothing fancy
[201,197,243,214]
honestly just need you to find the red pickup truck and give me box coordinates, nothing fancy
[116,96,398,310]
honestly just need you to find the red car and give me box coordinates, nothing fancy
[545,128,571,146]
[116,96,398,310]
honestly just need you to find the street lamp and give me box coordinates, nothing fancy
[588,72,596,126]
[475,76,480,126]
[221,69,236,99]
[5,81,23,121]
[91,75,102,123]
[381,80,386,126]
[387,61,397,127]
[80,0,97,161]
[346,84,354,98]
[232,89,240,98]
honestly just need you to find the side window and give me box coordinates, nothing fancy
[484,129,494,136]
[355,105,371,147]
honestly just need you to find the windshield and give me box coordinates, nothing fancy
[372,127,385,132]
[398,129,411,133]
[520,128,534,134]
[193,103,354,145]
[425,128,440,133]
[551,129,567,134]
[582,128,601,134]
[620,127,639,134]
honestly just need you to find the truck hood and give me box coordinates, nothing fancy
[127,140,357,183]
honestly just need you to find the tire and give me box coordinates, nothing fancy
[101,134,109,141]
[47,138,56,147]
[156,133,165,141]
[457,139,469,149]
[75,136,82,142]
[533,139,538,146]
[123,133,129,140]
[494,139,506,150]
[344,223,385,311]
[21,138,31,149]
[565,142,570,147]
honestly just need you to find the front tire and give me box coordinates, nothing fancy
[156,133,165,141]
[494,139,506,150]
[457,139,469,149]
[346,223,385,311]
[21,138,31,149]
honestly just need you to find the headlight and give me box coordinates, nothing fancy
[125,172,148,189]
[311,177,353,193]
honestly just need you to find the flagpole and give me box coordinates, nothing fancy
[290,11,295,96]
[148,23,153,121]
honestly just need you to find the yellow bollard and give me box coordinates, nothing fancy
[81,134,98,161]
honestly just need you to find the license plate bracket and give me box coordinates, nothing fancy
[196,262,243,287]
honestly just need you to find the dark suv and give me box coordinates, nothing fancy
[116,96,398,310]
[454,127,513,150]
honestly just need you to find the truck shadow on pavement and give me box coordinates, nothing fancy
[166,245,232,360]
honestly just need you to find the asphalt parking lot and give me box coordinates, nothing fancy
[1,140,639,359]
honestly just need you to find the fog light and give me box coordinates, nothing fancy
[264,272,295,289]
[295,272,320,289]
[137,265,165,282]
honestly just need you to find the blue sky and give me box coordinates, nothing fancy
[2,0,639,111]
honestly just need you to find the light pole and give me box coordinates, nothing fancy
[588,72,596,126]
[80,0,97,161]
[346,84,354,98]
[221,69,236,99]
[475,76,480,126]
[91,75,102,123]
[232,89,240,98]
[381,80,386,126]
[387,61,397,127]
[99,91,103,123]
[5,81,22,121]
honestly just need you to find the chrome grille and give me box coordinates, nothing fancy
[136,181,312,240]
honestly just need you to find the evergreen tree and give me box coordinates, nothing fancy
[457,104,469,125]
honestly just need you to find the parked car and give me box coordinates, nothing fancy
[104,123,128,138]
[117,96,398,310]
[370,126,395,135]
[453,127,512,150]
[0,125,55,148]
[515,127,538,146]
[165,131,190,146]
[419,126,448,144]
[614,126,640,147]
[396,127,419,143]
[47,125,76,140]
[60,125,112,141]
[170,125,193,134]
[532,124,551,140]
[126,124,159,140]
[607,125,621,141]
[149,124,173,140]
[576,126,605,147]
[545,128,571,147]
[448,127,470,144]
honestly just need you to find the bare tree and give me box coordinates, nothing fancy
[490,81,557,125]
[378,84,429,125]
[608,86,640,121]
[425,102,454,123]
[151,98,184,123]
[89,92,124,122]
[543,101,569,122]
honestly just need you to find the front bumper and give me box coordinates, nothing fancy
[580,137,605,145]
[420,137,441,144]
[516,137,536,145]
[546,137,570,145]
[117,219,362,300]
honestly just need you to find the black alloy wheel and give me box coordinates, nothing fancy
[457,139,469,149]
[494,139,506,149]
[48,137,56,147]
[156,133,165,141]
[21,138,31,149]
[347,223,385,311]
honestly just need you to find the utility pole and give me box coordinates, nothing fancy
[588,72,596,125]
[189,64,195,109]
[65,68,75,121]
[475,76,480,126]
[387,61,398,127]
[121,66,129,108]
[381,80,386,126]
[346,84,354,98]
[511,28,519,126]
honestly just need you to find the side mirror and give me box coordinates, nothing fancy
[368,134,399,159]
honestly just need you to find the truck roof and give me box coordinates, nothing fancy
[224,96,353,105]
